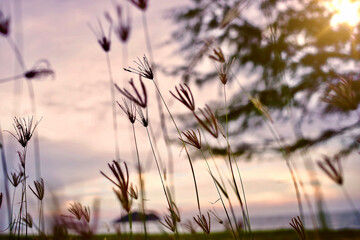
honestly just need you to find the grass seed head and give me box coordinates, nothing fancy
[321,76,359,111]
[0,9,10,36]
[183,220,197,234]
[68,202,84,221]
[117,98,136,124]
[128,0,148,11]
[8,116,41,148]
[209,47,225,63]
[194,105,219,138]
[160,202,181,233]
[88,18,112,52]
[22,213,33,228]
[124,55,154,80]
[113,188,133,213]
[111,4,131,42]
[8,170,23,187]
[101,161,130,190]
[24,60,55,80]
[317,155,343,185]
[180,129,201,149]
[290,216,306,240]
[136,106,149,127]
[194,212,211,235]
[29,178,45,200]
[170,83,195,111]
[115,75,147,108]
[17,150,26,169]
[128,183,138,200]
[218,58,234,85]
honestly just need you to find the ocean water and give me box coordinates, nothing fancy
[104,211,360,234]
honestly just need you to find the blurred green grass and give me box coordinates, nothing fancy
[2,229,360,239]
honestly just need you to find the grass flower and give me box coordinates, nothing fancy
[160,202,181,233]
[115,76,147,108]
[22,213,33,228]
[113,188,133,213]
[170,83,195,112]
[194,105,219,138]
[180,129,201,149]
[218,58,234,85]
[117,98,136,124]
[220,1,241,29]
[136,106,149,127]
[250,95,273,123]
[183,220,197,234]
[194,212,211,234]
[107,4,131,43]
[290,216,306,240]
[88,19,112,52]
[7,117,41,148]
[321,76,359,111]
[17,150,26,168]
[8,171,23,187]
[128,183,138,200]
[101,161,130,191]
[317,155,343,185]
[124,55,153,80]
[24,60,55,80]
[127,0,148,11]
[209,47,225,63]
[62,200,99,238]
[67,202,90,223]
[0,9,10,36]
[29,178,44,201]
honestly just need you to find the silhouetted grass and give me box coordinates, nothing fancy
[1,230,360,240]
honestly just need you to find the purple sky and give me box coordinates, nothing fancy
[0,0,359,234]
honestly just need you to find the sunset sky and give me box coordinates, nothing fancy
[0,0,359,233]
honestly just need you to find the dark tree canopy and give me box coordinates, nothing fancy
[169,0,360,159]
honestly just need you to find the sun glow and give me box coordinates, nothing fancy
[326,0,360,27]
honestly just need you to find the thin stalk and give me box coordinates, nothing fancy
[231,70,304,225]
[128,211,133,240]
[131,124,147,238]
[292,156,319,230]
[27,80,42,179]
[266,120,305,223]
[223,84,252,238]
[152,80,202,215]
[142,11,175,197]
[106,52,120,162]
[145,127,171,207]
[200,150,237,240]
[38,200,42,235]
[7,37,26,72]
[0,74,24,84]
[0,126,12,228]
[11,188,16,229]
[201,130,240,238]
[145,125,180,236]
[342,186,360,223]
[23,147,28,238]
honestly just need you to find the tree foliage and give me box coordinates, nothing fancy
[169,0,360,159]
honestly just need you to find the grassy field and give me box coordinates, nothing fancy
[1,230,360,240]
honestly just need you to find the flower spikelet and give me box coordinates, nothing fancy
[124,55,153,80]
[170,83,195,111]
[317,155,343,185]
[194,105,219,138]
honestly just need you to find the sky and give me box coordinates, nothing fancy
[0,0,360,234]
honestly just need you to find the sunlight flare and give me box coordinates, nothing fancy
[325,0,360,27]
